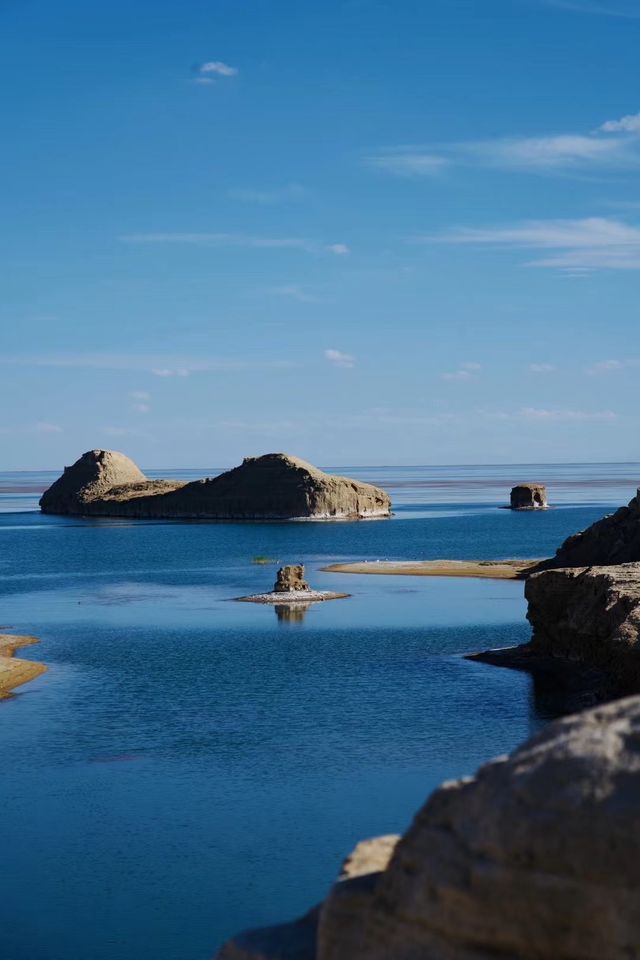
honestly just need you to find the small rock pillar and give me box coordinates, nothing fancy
[273,564,310,593]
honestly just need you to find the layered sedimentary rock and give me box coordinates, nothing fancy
[548,488,640,566]
[509,483,548,510]
[40,450,391,520]
[274,565,310,593]
[215,696,640,960]
[525,562,640,692]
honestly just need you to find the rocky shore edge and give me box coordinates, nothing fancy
[216,694,640,959]
[0,634,46,699]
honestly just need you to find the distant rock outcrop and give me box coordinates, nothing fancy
[548,488,640,567]
[40,450,391,520]
[510,483,548,510]
[215,695,640,960]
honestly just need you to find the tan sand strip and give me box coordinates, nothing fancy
[321,559,541,580]
[0,634,47,700]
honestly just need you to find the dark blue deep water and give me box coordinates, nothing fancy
[0,463,638,960]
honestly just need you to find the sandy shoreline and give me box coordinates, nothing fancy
[0,634,47,699]
[322,559,541,580]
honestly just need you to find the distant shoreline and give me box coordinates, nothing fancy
[0,634,46,699]
[322,559,541,580]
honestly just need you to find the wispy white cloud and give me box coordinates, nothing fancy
[325,349,355,369]
[433,217,640,271]
[366,111,640,178]
[529,363,556,373]
[600,111,640,133]
[227,183,306,205]
[364,150,449,177]
[130,390,151,414]
[585,358,640,374]
[120,233,348,257]
[267,284,322,303]
[34,421,63,433]
[480,407,617,423]
[151,367,191,378]
[516,407,617,422]
[0,353,296,374]
[538,0,640,18]
[464,134,633,171]
[441,362,481,382]
[193,60,238,84]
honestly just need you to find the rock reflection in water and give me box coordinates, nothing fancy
[275,603,311,624]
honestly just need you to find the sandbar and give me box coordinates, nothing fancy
[321,559,541,580]
[0,634,47,699]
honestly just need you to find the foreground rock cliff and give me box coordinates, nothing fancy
[40,450,391,520]
[525,562,640,694]
[216,695,640,960]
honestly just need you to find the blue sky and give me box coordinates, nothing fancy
[2,0,640,469]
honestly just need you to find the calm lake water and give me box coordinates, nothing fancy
[0,463,638,960]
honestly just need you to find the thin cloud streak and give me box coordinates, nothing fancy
[586,358,640,374]
[1,354,297,374]
[431,217,640,271]
[365,112,640,177]
[539,0,640,18]
[227,184,306,205]
[120,233,349,256]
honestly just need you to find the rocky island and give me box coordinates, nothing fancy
[40,449,391,521]
[237,564,349,605]
[509,482,548,510]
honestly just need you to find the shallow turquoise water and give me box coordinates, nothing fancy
[0,464,637,960]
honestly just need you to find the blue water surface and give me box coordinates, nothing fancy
[0,463,637,960]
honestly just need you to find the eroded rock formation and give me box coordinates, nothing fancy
[548,488,640,567]
[525,562,640,693]
[215,696,640,960]
[510,483,548,510]
[40,450,391,520]
[274,565,310,593]
[38,449,180,515]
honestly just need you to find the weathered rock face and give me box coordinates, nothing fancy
[548,488,640,567]
[510,483,548,510]
[274,565,309,593]
[216,696,640,960]
[215,836,399,960]
[40,451,391,520]
[38,449,174,514]
[525,562,640,693]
